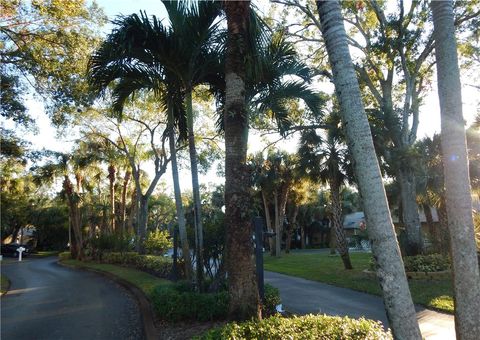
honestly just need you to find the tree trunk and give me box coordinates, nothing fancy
[316,2,421,338]
[224,0,260,320]
[120,170,131,239]
[422,203,436,251]
[285,205,299,253]
[300,223,306,249]
[432,2,480,337]
[262,190,274,253]
[437,196,450,255]
[108,164,116,233]
[128,189,137,235]
[136,195,148,254]
[330,180,353,269]
[185,90,204,290]
[274,189,281,256]
[398,168,423,255]
[63,176,83,260]
[168,106,193,281]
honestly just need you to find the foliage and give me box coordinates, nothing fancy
[474,211,480,250]
[100,252,174,279]
[264,252,454,313]
[151,283,229,322]
[196,314,391,340]
[144,229,172,255]
[88,233,134,254]
[1,0,107,127]
[403,254,451,273]
[59,251,71,261]
[263,283,281,316]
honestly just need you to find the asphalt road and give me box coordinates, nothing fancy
[1,257,143,340]
[265,270,455,340]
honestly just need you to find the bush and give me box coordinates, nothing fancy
[144,229,172,255]
[370,254,450,273]
[263,284,281,316]
[101,252,174,278]
[58,251,71,261]
[403,254,450,272]
[151,283,229,322]
[196,314,391,340]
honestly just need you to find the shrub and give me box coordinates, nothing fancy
[263,284,281,316]
[89,233,134,254]
[144,229,172,255]
[370,254,450,273]
[403,254,450,272]
[151,283,229,322]
[196,314,391,340]
[101,252,174,278]
[58,251,71,261]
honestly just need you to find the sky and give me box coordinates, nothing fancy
[11,0,480,195]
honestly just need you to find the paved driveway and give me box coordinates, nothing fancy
[1,257,143,340]
[265,270,455,340]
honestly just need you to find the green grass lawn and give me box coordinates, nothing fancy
[62,259,172,296]
[1,274,10,295]
[264,251,454,314]
[32,251,60,257]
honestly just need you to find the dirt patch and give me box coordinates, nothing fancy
[154,319,227,340]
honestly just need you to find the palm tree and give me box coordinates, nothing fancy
[224,0,261,320]
[431,1,480,338]
[298,113,353,269]
[316,1,421,338]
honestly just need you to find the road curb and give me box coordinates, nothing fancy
[57,260,157,340]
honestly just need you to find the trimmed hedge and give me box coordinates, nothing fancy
[151,283,229,322]
[196,314,392,340]
[150,281,282,322]
[403,254,450,273]
[100,252,173,278]
[370,254,450,273]
[59,251,71,261]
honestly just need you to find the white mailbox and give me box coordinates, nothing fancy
[17,246,26,261]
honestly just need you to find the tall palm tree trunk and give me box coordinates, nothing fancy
[274,189,281,256]
[330,179,352,269]
[108,164,116,233]
[63,176,84,260]
[224,0,260,320]
[168,105,193,281]
[186,91,204,289]
[120,170,131,239]
[432,2,480,338]
[316,1,421,338]
[261,191,274,252]
[136,195,148,254]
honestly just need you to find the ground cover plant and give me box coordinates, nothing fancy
[264,252,454,313]
[196,314,392,340]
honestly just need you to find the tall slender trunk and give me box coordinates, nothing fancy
[128,189,137,235]
[316,2,421,338]
[224,0,260,320]
[185,90,204,289]
[274,189,281,256]
[168,104,193,281]
[437,196,450,255]
[330,179,353,269]
[422,203,435,250]
[120,170,131,239]
[432,2,480,337]
[63,176,83,260]
[108,164,116,233]
[261,190,274,252]
[398,168,423,255]
[285,205,299,253]
[300,223,306,249]
[136,195,148,254]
